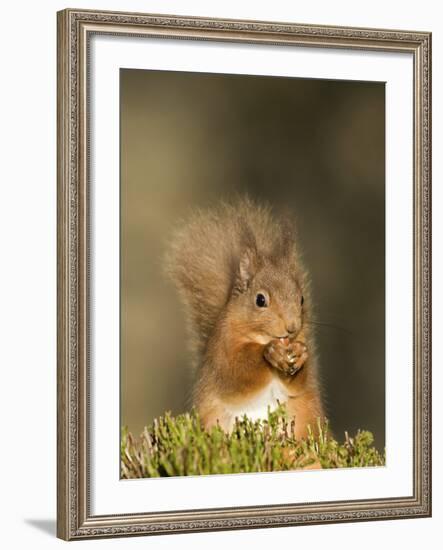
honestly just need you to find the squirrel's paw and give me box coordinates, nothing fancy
[264,339,308,376]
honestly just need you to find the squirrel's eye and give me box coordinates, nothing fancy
[256,293,267,308]
[301,295,304,306]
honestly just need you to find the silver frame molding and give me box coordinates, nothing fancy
[57,8,432,540]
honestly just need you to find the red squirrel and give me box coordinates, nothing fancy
[166,197,324,438]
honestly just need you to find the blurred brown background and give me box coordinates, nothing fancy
[120,68,385,449]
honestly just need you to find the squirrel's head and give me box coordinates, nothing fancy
[228,246,306,345]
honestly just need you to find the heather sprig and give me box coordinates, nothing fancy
[121,405,385,478]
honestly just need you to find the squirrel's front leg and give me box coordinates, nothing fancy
[264,338,308,376]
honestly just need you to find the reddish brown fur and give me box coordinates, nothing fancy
[165,197,324,436]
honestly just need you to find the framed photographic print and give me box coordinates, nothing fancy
[57,8,432,540]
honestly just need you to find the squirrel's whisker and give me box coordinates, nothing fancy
[305,320,352,335]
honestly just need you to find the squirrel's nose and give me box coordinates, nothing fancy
[286,322,297,335]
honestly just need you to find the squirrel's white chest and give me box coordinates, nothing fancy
[225,378,289,426]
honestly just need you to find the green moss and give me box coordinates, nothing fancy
[121,405,385,478]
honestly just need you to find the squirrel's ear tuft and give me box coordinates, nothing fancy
[280,216,297,255]
[234,248,257,294]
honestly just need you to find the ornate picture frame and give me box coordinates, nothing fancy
[57,8,431,540]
